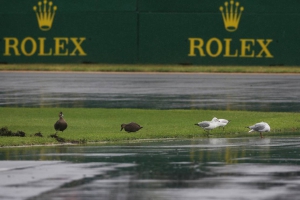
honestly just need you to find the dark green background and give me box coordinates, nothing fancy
[0,0,299,65]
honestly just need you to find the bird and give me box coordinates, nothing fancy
[246,122,270,138]
[195,118,220,135]
[120,122,143,133]
[54,112,68,135]
[212,117,230,130]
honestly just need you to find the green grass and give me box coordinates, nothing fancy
[1,64,300,73]
[0,107,299,147]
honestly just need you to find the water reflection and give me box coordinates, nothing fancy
[1,138,300,199]
[0,72,300,111]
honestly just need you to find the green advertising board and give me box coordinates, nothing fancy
[0,0,137,64]
[138,0,300,65]
[0,0,299,65]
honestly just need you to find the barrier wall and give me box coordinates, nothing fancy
[0,0,137,64]
[138,0,300,65]
[1,0,300,65]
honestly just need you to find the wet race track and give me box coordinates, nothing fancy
[1,138,300,200]
[0,72,300,111]
[1,71,300,199]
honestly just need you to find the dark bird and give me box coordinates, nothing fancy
[120,122,143,133]
[54,112,67,135]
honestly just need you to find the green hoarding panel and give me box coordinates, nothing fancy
[0,0,137,13]
[0,0,137,64]
[138,0,300,65]
[138,0,216,12]
[139,13,300,65]
[138,0,299,13]
[1,0,300,65]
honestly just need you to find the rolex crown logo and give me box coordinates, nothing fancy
[219,0,244,32]
[33,0,57,31]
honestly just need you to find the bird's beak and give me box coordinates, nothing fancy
[120,127,123,131]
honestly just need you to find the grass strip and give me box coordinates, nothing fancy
[1,64,300,73]
[0,107,299,147]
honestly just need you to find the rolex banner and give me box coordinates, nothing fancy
[0,0,137,64]
[1,0,300,66]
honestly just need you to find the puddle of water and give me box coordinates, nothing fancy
[1,137,300,199]
[0,161,128,200]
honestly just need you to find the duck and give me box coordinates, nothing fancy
[246,122,270,138]
[54,112,68,134]
[121,122,143,133]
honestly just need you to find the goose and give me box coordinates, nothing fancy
[54,112,67,135]
[121,122,143,133]
[246,122,270,138]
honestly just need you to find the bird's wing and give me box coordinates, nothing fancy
[253,123,265,131]
[54,121,59,130]
[219,119,229,123]
[129,122,140,128]
[199,122,210,127]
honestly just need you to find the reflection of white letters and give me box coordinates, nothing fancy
[3,37,87,56]
[188,37,273,58]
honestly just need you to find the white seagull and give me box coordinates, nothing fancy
[195,118,220,135]
[246,122,270,138]
[212,117,230,130]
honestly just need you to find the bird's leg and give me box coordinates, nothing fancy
[260,132,264,138]
[206,130,210,137]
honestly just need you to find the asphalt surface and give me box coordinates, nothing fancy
[0,72,299,111]
[1,138,300,200]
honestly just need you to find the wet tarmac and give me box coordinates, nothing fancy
[1,71,300,199]
[0,72,300,111]
[1,137,300,200]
